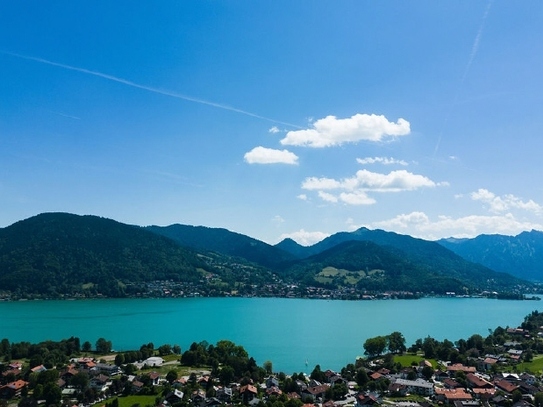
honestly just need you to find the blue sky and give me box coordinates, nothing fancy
[1,1,543,245]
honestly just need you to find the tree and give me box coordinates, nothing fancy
[355,369,369,387]
[72,372,90,390]
[42,382,61,405]
[82,341,92,352]
[263,360,273,375]
[534,392,543,407]
[114,353,125,366]
[387,332,406,354]
[96,338,112,354]
[158,344,172,356]
[421,365,434,380]
[166,370,178,384]
[363,336,387,357]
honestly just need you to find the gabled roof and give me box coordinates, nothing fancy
[494,379,519,394]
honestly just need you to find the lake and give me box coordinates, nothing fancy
[0,296,541,373]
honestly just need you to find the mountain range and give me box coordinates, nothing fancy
[0,212,540,298]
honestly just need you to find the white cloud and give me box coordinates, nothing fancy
[302,169,445,205]
[278,229,330,246]
[370,211,543,241]
[357,157,408,166]
[280,113,410,148]
[269,126,280,134]
[318,191,339,203]
[471,188,543,215]
[297,194,308,201]
[244,146,299,165]
[339,191,376,205]
[272,215,285,225]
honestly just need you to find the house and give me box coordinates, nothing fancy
[266,386,282,397]
[30,364,47,373]
[132,380,144,393]
[148,371,161,386]
[144,356,164,367]
[479,357,498,371]
[434,388,473,404]
[202,397,221,407]
[239,384,258,403]
[495,378,520,394]
[216,386,233,402]
[446,364,476,374]
[388,382,408,397]
[165,389,184,404]
[355,393,379,407]
[90,374,110,392]
[393,378,434,396]
[0,380,28,399]
[301,384,329,402]
[443,378,462,389]
[452,401,481,407]
[266,376,279,388]
[472,388,496,400]
[466,373,493,389]
[191,389,206,404]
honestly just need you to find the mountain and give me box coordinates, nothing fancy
[0,213,534,298]
[146,224,296,269]
[438,230,543,282]
[0,213,215,296]
[275,226,530,293]
[278,233,523,294]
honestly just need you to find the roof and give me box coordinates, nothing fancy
[435,388,473,401]
[240,384,258,394]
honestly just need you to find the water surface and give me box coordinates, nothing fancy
[1,297,541,373]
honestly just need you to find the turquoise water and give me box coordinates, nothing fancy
[0,297,541,373]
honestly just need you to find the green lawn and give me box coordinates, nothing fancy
[393,354,438,368]
[505,355,543,374]
[111,395,160,407]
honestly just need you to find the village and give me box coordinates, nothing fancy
[3,311,543,407]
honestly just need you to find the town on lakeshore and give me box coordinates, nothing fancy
[3,311,543,407]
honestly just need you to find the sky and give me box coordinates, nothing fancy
[1,1,543,246]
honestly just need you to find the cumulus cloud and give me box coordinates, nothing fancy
[269,126,281,134]
[244,146,299,165]
[357,157,408,166]
[370,211,543,241]
[318,191,339,203]
[280,113,410,148]
[297,194,308,201]
[278,229,330,246]
[471,189,543,214]
[301,169,445,205]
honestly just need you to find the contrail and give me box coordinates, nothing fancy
[433,0,492,158]
[461,0,493,84]
[2,51,301,129]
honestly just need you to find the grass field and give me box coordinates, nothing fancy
[504,354,543,374]
[112,395,159,407]
[393,354,438,368]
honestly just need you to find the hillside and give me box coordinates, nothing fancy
[438,230,543,282]
[280,240,467,294]
[0,213,535,298]
[146,224,296,269]
[0,213,213,297]
[276,227,525,293]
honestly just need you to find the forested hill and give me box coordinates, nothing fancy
[146,224,296,269]
[279,239,522,294]
[0,213,535,298]
[0,213,212,296]
[438,230,543,282]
